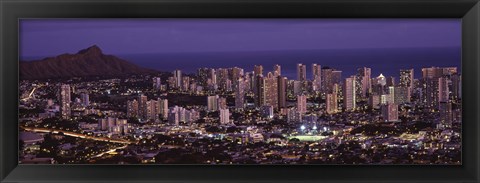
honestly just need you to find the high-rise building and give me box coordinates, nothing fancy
[321,68,333,95]
[182,76,190,91]
[331,71,343,85]
[185,109,200,123]
[326,93,338,114]
[386,76,395,87]
[209,68,217,85]
[293,81,303,96]
[235,77,246,109]
[421,67,458,109]
[264,72,278,109]
[312,64,322,91]
[399,69,414,94]
[356,67,372,99]
[146,100,158,121]
[98,117,129,134]
[442,67,458,76]
[230,67,244,82]
[297,94,307,114]
[277,76,287,109]
[393,86,410,104]
[387,86,395,104]
[312,64,321,81]
[216,68,229,91]
[167,76,176,89]
[372,74,387,95]
[451,74,461,101]
[381,103,399,122]
[127,99,139,118]
[60,84,71,119]
[343,76,356,111]
[220,108,230,124]
[218,97,227,110]
[153,77,162,90]
[254,75,265,107]
[286,107,300,123]
[380,94,389,105]
[422,67,444,79]
[225,79,233,92]
[157,99,168,120]
[207,95,219,111]
[178,107,186,123]
[173,70,182,89]
[197,68,209,87]
[254,65,263,76]
[326,83,339,114]
[439,102,453,129]
[369,95,381,109]
[438,77,450,103]
[423,77,439,109]
[138,94,148,120]
[297,63,307,81]
[376,73,387,86]
[321,68,342,96]
[273,64,281,76]
[189,83,198,93]
[168,106,180,126]
[80,92,89,107]
[167,106,198,125]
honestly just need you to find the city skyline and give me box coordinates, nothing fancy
[19,19,461,165]
[19,55,462,164]
[20,19,461,78]
[21,46,461,81]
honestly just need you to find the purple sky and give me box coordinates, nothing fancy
[20,19,460,58]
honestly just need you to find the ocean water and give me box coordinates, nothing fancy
[118,47,461,80]
[22,47,461,80]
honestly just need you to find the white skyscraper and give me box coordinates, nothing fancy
[153,77,162,90]
[326,84,339,114]
[343,76,356,111]
[173,70,182,89]
[60,84,71,119]
[312,64,322,91]
[297,94,307,114]
[220,108,230,124]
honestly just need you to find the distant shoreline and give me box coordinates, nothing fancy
[21,46,461,79]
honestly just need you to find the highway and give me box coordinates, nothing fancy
[21,126,137,144]
[91,144,128,158]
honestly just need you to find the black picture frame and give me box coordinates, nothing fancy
[1,0,479,182]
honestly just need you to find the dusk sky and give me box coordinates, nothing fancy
[20,19,461,58]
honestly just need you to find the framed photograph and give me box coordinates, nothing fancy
[1,0,479,182]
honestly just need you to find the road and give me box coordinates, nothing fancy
[21,126,137,144]
[91,144,129,158]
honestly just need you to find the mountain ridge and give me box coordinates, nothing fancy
[20,45,158,80]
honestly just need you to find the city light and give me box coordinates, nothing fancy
[18,19,461,165]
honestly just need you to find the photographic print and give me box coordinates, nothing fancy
[18,19,462,165]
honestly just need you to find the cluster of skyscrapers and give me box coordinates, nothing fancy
[56,63,461,131]
[29,62,462,165]
[126,95,199,126]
